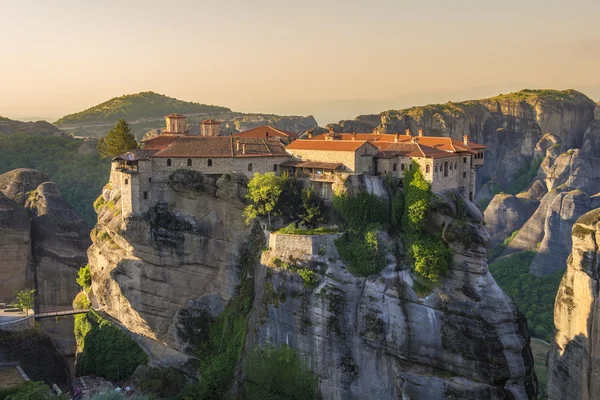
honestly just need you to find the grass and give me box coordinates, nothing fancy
[276,224,339,235]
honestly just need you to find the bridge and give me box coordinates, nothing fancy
[34,306,91,319]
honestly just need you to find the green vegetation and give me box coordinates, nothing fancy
[244,172,282,225]
[0,381,61,400]
[504,157,543,195]
[488,251,564,342]
[55,91,230,125]
[12,289,35,316]
[74,309,148,381]
[276,224,338,235]
[298,186,327,228]
[76,264,92,289]
[243,345,318,400]
[334,227,384,277]
[487,230,519,261]
[73,292,91,309]
[488,89,587,105]
[97,119,138,158]
[267,257,321,288]
[130,367,187,399]
[402,161,452,283]
[332,191,388,230]
[0,133,110,226]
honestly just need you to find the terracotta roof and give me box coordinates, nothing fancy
[165,113,187,119]
[233,125,296,140]
[202,119,221,125]
[312,133,399,142]
[141,134,181,151]
[374,142,460,159]
[113,149,158,161]
[286,140,376,152]
[152,136,289,158]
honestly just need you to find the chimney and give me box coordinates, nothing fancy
[236,139,240,152]
[307,131,313,139]
[242,143,247,154]
[463,134,469,145]
[328,127,335,135]
[411,136,418,144]
[372,127,378,135]
[418,129,424,137]
[351,133,357,141]
[405,128,411,136]
[395,132,400,143]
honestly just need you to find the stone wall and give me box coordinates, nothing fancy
[267,232,341,261]
[286,148,363,173]
[0,315,34,332]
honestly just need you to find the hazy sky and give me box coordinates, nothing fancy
[1,0,599,124]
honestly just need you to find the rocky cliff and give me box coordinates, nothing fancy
[88,174,537,398]
[0,169,90,307]
[546,208,600,400]
[0,116,64,136]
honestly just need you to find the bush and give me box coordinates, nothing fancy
[76,264,92,289]
[335,228,383,277]
[411,237,452,282]
[297,269,320,287]
[243,345,318,400]
[391,193,405,230]
[74,310,148,381]
[299,186,327,228]
[0,381,58,400]
[73,292,91,310]
[276,224,338,235]
[488,251,564,342]
[332,191,388,230]
[130,366,187,399]
[402,161,430,234]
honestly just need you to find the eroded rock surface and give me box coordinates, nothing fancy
[546,209,600,400]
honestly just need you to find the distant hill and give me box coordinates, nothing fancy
[55,91,231,125]
[0,116,64,136]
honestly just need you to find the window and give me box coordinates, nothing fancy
[463,172,466,178]
[449,163,452,171]
[401,164,405,171]
[248,163,253,171]
[454,161,458,169]
[167,159,172,166]
[444,161,448,177]
[124,179,128,185]
[148,177,152,183]
[393,163,397,172]
[426,164,430,173]
[207,159,212,167]
[273,164,278,172]
[409,164,413,171]
[463,157,467,164]
[143,191,148,199]
[187,159,192,167]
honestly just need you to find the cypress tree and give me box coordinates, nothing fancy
[97,119,138,158]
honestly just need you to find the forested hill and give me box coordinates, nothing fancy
[55,91,231,125]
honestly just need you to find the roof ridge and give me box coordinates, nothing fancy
[230,135,234,156]
[415,142,427,158]
[262,138,273,155]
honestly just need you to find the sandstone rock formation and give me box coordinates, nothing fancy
[0,192,31,302]
[546,209,600,400]
[484,192,539,247]
[0,169,90,307]
[249,191,537,399]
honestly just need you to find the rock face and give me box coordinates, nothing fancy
[546,209,600,400]
[484,192,540,247]
[249,191,537,399]
[0,116,64,136]
[0,169,90,307]
[0,192,31,302]
[88,173,253,362]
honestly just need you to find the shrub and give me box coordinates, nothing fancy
[402,161,430,234]
[74,310,148,381]
[244,172,282,225]
[93,195,106,211]
[335,228,383,277]
[299,186,327,228]
[332,191,387,230]
[411,237,452,282]
[130,366,187,399]
[76,264,92,288]
[297,269,320,287]
[0,381,58,400]
[243,345,318,400]
[276,224,338,235]
[391,193,405,230]
[73,292,91,310]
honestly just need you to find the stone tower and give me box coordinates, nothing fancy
[165,113,187,134]
[201,119,221,136]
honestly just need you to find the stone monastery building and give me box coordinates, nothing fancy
[111,114,486,219]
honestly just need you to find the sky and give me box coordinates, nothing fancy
[1,0,599,124]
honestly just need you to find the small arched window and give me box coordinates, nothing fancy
[167,159,172,167]
[409,163,413,171]
[449,162,453,171]
[426,164,431,173]
[187,159,192,167]
[401,164,405,171]
[273,164,278,172]
[444,161,449,177]
[207,159,212,167]
[124,178,128,185]
[454,161,458,169]
[248,163,253,171]
[392,163,397,172]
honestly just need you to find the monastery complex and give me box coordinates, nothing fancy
[111,114,486,219]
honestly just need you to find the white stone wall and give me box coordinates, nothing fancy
[287,149,358,172]
[267,232,341,261]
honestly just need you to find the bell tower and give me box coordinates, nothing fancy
[164,113,187,134]
[201,119,221,136]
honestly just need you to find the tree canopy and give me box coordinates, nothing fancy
[244,172,282,225]
[97,119,138,158]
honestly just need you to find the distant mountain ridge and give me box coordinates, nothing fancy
[0,115,64,136]
[54,91,231,125]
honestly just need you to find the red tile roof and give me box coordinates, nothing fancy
[165,113,187,119]
[202,119,221,125]
[233,125,296,140]
[152,136,289,158]
[141,134,181,151]
[286,140,376,152]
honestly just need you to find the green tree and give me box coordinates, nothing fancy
[76,264,92,289]
[13,289,35,316]
[299,186,327,228]
[278,173,302,217]
[97,119,138,158]
[402,161,431,234]
[411,238,452,282]
[244,172,282,226]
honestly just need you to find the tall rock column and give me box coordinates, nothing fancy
[547,208,600,400]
